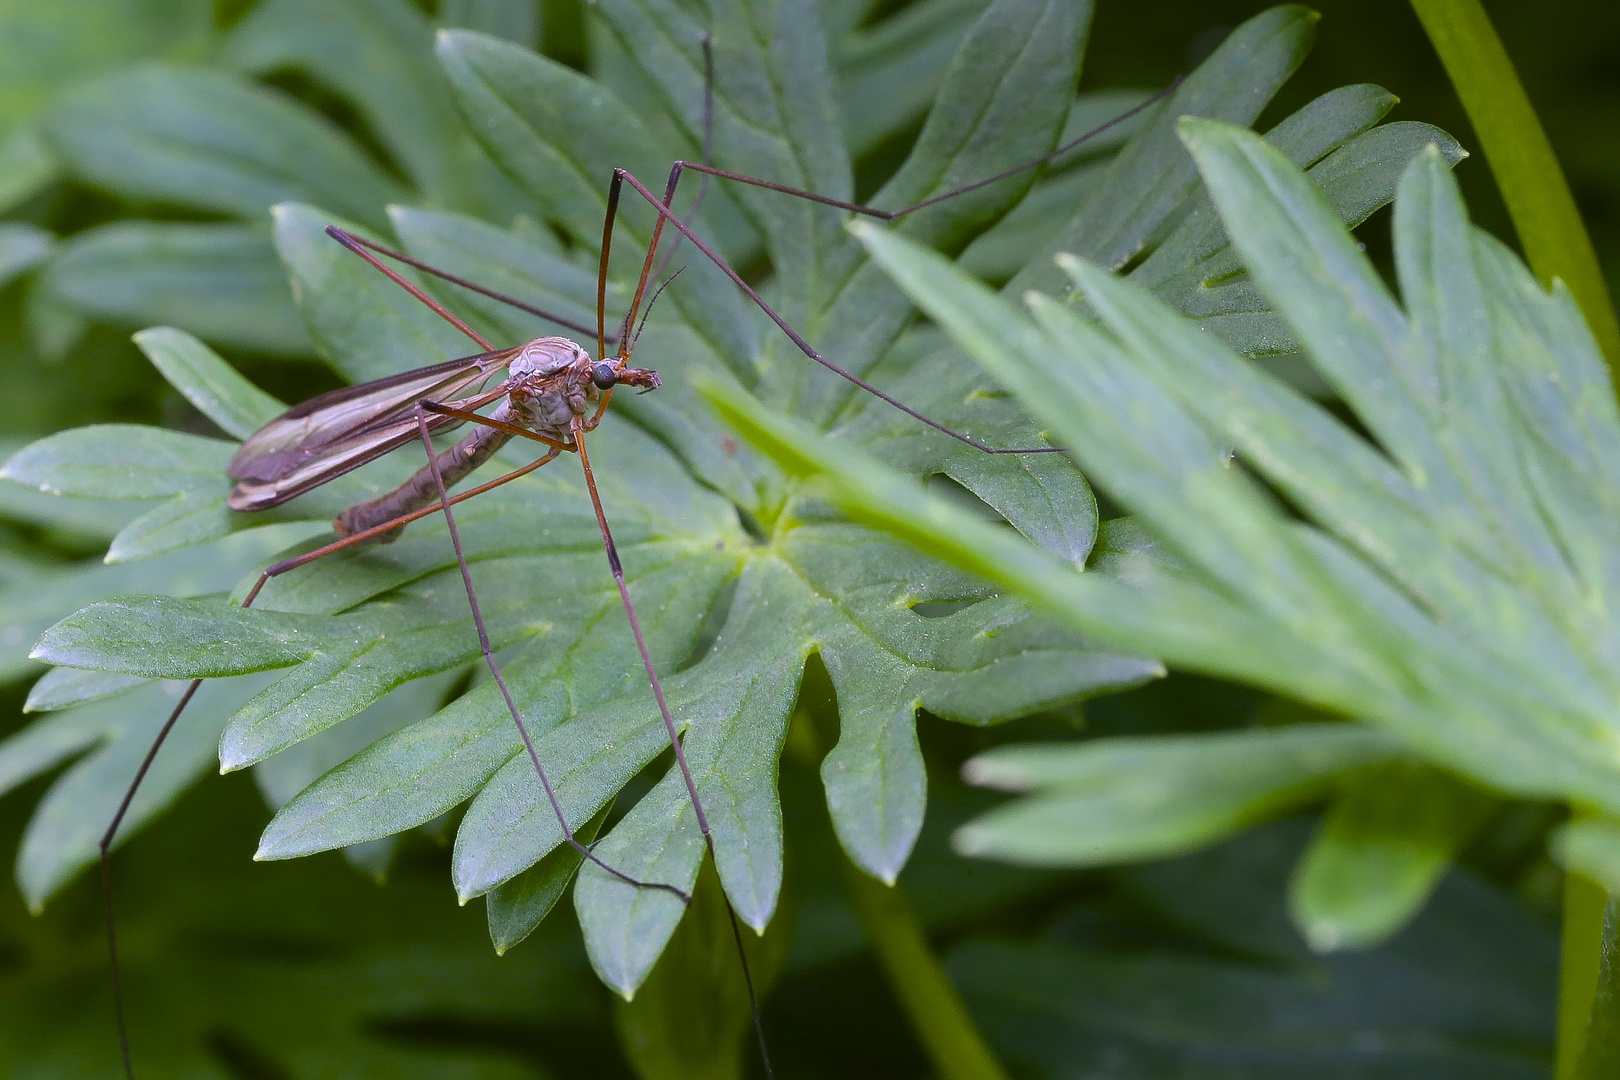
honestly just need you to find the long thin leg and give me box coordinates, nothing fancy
[608,169,1061,455]
[662,79,1174,224]
[99,445,619,1079]
[325,227,493,351]
[325,227,613,343]
[411,402,775,1075]
[411,403,691,902]
[572,418,773,1079]
[589,83,1178,453]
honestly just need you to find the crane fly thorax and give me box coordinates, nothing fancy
[502,336,597,437]
[498,336,661,438]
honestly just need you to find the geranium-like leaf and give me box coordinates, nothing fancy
[273,202,479,383]
[32,596,314,679]
[1287,762,1495,951]
[953,724,1402,866]
[0,425,232,501]
[718,108,1620,933]
[4,0,1469,1002]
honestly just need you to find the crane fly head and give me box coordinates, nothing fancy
[594,361,660,394]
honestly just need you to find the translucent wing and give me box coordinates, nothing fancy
[227,347,519,511]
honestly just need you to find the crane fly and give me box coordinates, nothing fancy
[96,49,1179,1078]
[225,337,657,536]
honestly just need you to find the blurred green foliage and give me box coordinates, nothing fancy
[0,0,1610,1076]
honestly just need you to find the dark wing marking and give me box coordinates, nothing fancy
[227,347,518,512]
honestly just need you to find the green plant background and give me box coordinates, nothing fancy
[0,0,1612,1076]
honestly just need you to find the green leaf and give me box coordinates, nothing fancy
[0,424,245,561]
[1006,4,1318,297]
[614,861,788,1074]
[436,27,756,369]
[0,126,58,213]
[0,0,213,132]
[389,204,616,345]
[253,669,460,880]
[485,801,608,955]
[713,101,1620,952]
[1575,898,1620,1080]
[439,0,539,48]
[1555,819,1620,896]
[41,222,310,357]
[0,222,51,290]
[0,524,317,684]
[957,89,1153,282]
[0,466,145,543]
[31,595,314,679]
[1287,762,1495,951]
[952,820,1555,1078]
[822,152,1620,817]
[0,424,232,500]
[1,692,118,798]
[44,64,403,228]
[273,202,477,382]
[834,0,993,157]
[953,725,1401,867]
[1,766,612,1075]
[225,0,466,205]
[804,0,1090,424]
[23,281,86,361]
[13,676,272,909]
[7,3,1430,1011]
[104,488,233,563]
[22,666,145,713]
[133,327,287,441]
[589,0,852,336]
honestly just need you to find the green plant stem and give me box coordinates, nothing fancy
[1408,4,1619,1066]
[1572,898,1620,1079]
[1560,870,1610,1077]
[839,861,1012,1080]
[787,695,1010,1080]
[1408,0,1620,370]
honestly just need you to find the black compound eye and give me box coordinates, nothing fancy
[591,361,618,390]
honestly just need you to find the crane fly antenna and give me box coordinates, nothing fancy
[650,33,716,287]
[632,266,686,352]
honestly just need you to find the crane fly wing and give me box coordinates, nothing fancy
[227,346,519,512]
[230,346,517,479]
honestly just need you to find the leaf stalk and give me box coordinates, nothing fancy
[1408,3,1619,1068]
[1408,0,1620,369]
[839,862,1012,1080]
